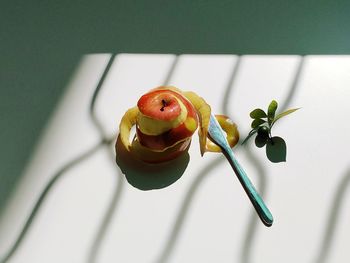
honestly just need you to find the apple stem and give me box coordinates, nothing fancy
[160,99,167,111]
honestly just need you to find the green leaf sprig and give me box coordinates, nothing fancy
[242,100,299,162]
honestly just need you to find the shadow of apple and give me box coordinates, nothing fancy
[115,136,190,190]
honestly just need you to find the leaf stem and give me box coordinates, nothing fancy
[268,127,274,145]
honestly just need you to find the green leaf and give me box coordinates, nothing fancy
[266,136,287,163]
[257,126,269,140]
[255,133,268,148]
[241,129,258,145]
[267,100,278,124]
[272,108,300,126]
[250,108,267,119]
[251,118,266,129]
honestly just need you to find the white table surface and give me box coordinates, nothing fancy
[1,54,350,263]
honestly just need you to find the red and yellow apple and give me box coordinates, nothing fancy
[136,88,198,151]
[118,86,239,163]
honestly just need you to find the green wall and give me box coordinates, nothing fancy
[1,0,350,211]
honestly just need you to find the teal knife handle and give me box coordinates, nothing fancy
[222,145,273,227]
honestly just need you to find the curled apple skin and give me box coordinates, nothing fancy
[206,115,239,152]
[118,86,239,163]
[131,137,191,163]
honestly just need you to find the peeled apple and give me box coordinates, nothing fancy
[118,86,239,163]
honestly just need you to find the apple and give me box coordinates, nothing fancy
[136,88,198,151]
[118,86,235,164]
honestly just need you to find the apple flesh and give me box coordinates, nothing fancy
[136,89,198,152]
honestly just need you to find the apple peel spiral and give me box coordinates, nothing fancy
[118,86,239,163]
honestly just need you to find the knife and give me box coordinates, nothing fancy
[208,114,273,227]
